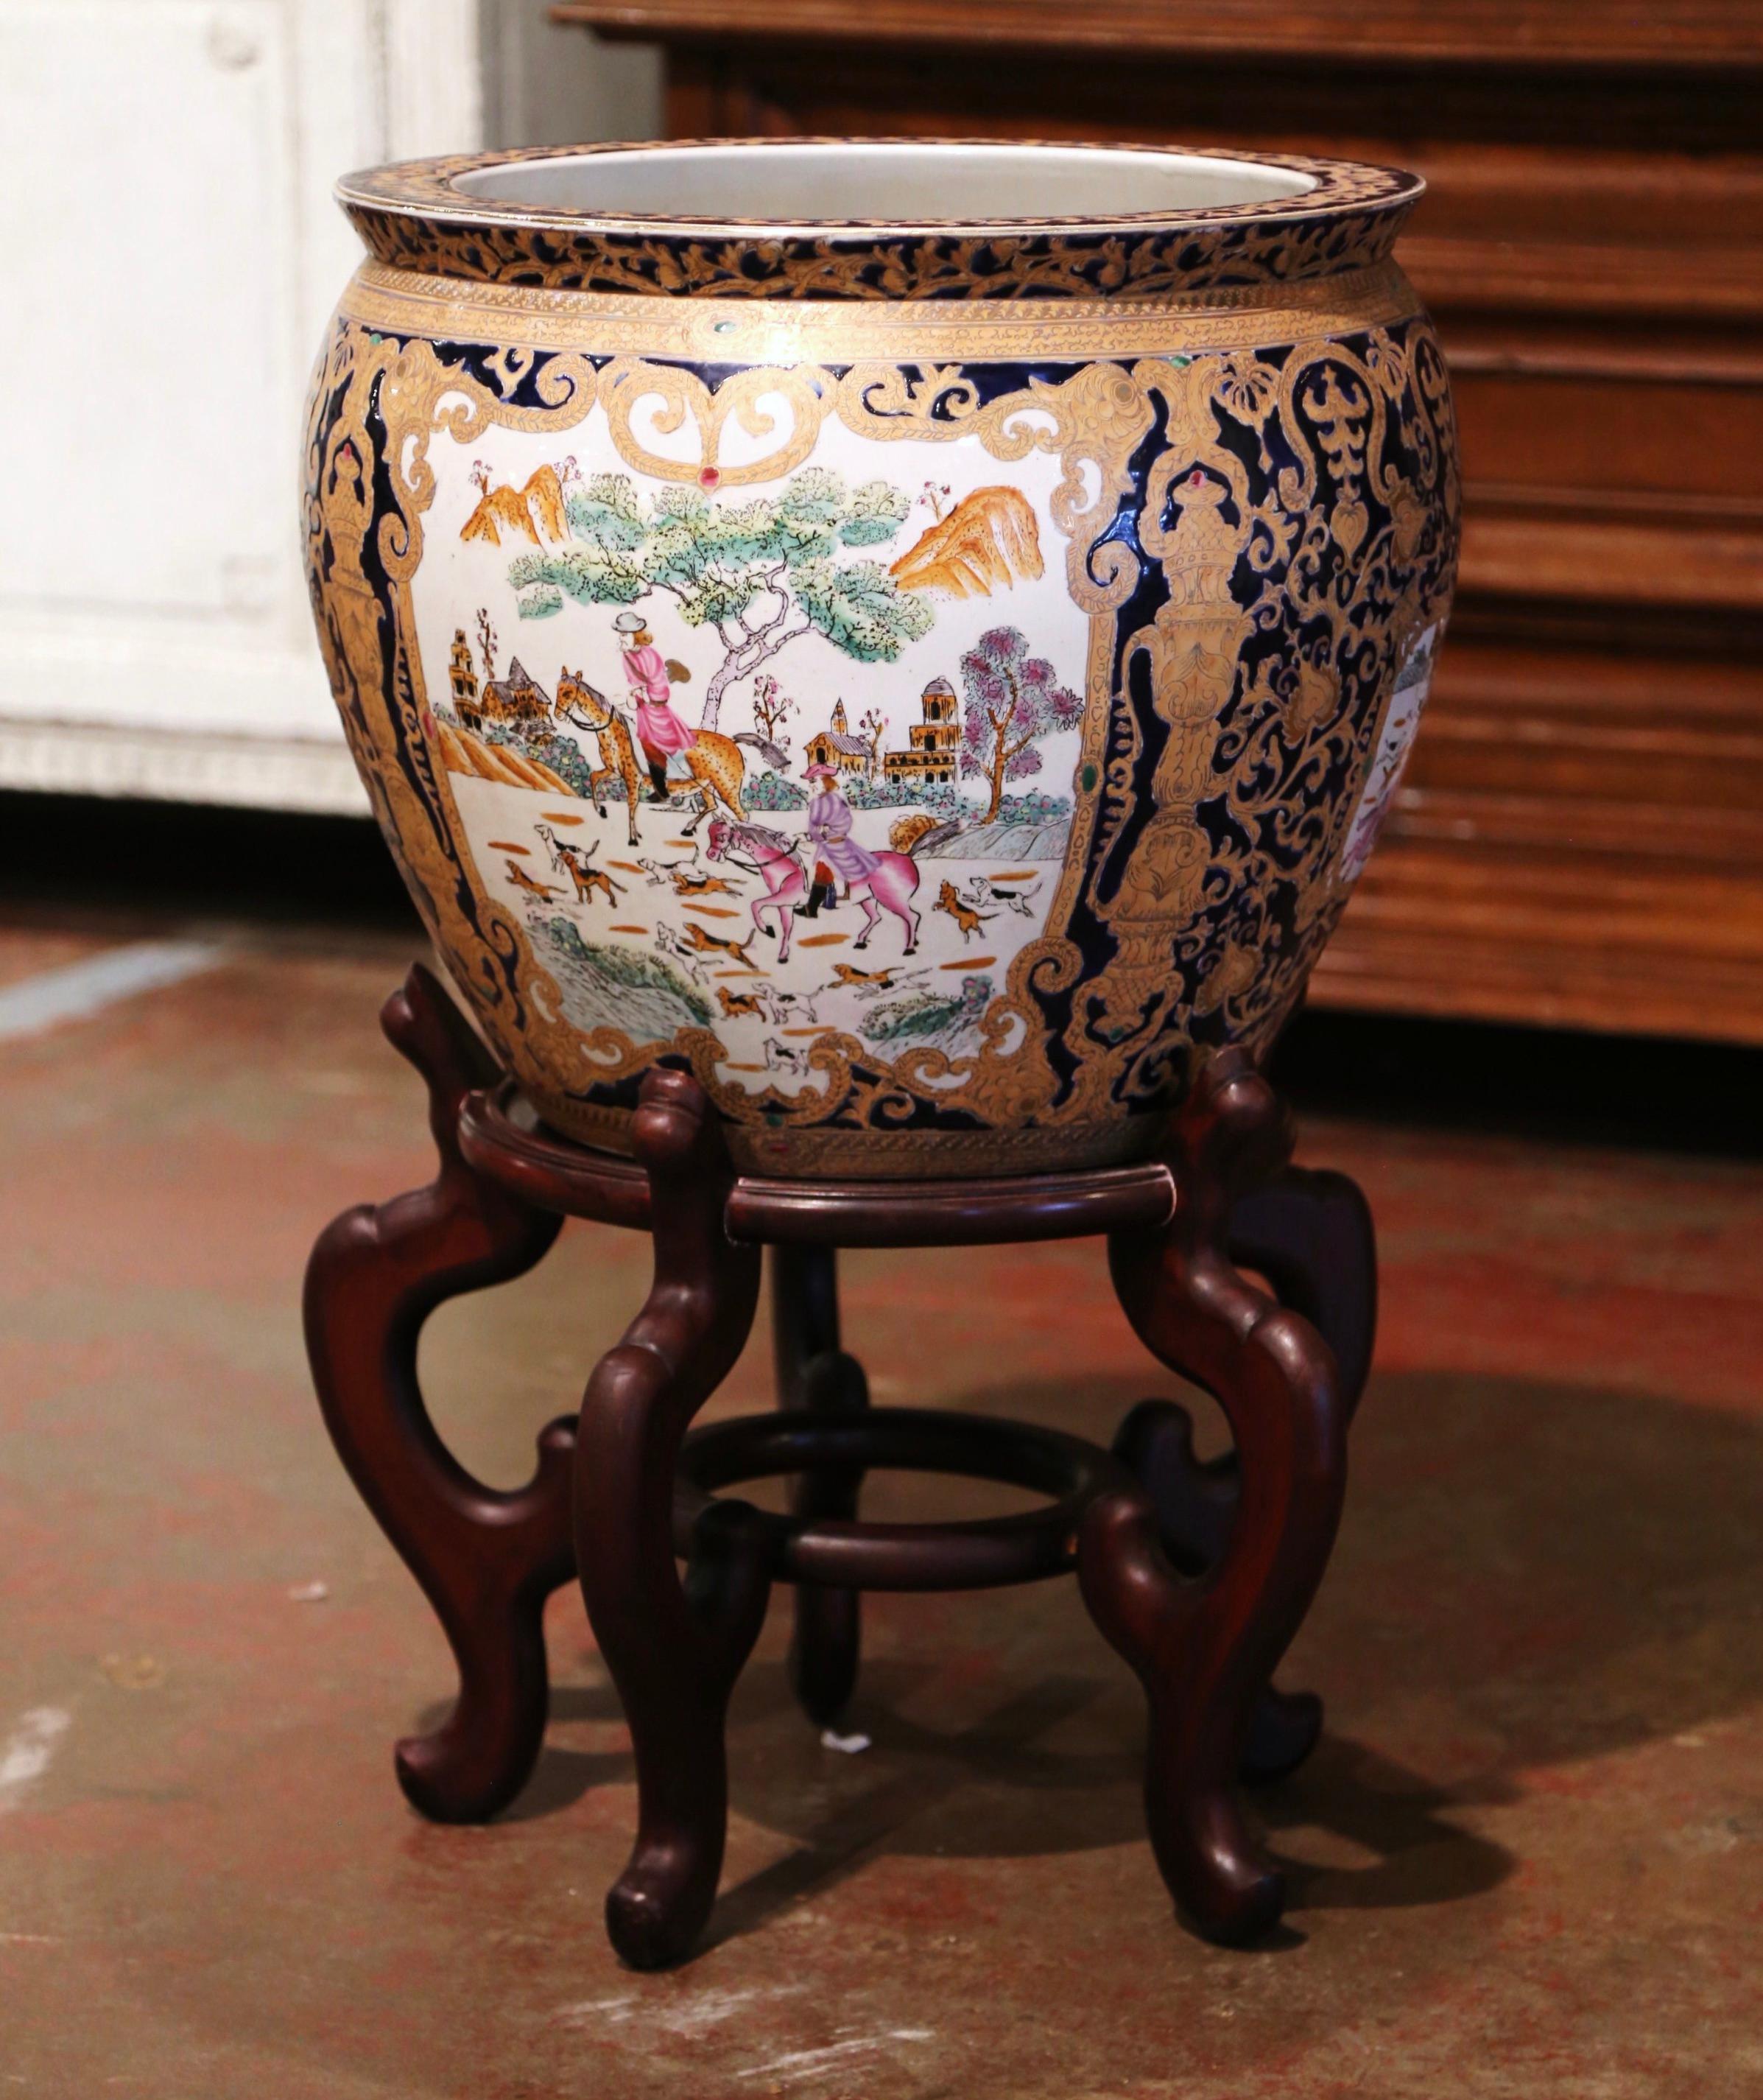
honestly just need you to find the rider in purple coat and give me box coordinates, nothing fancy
[801,760,881,918]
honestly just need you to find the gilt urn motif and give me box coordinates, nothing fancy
[304,140,1457,1177]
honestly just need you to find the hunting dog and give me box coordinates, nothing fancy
[957,874,1041,919]
[652,924,707,983]
[668,866,742,899]
[505,859,564,904]
[535,825,623,905]
[715,984,817,1026]
[830,961,929,999]
[761,1036,812,1075]
[935,880,994,943]
[677,920,759,973]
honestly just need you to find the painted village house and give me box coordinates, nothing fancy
[446,639,552,737]
[882,676,960,787]
[479,657,552,728]
[802,700,873,778]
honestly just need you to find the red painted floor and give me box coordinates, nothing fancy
[1,909,1759,2097]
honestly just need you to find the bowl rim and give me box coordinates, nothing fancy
[337,137,1424,243]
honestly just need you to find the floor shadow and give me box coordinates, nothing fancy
[707,1659,1516,1950]
[907,1363,1763,1769]
[399,1358,1763,1956]
[1317,1366,1763,1766]
[1260,1735,1517,1922]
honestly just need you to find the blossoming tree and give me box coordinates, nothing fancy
[958,625,1083,824]
[750,673,795,751]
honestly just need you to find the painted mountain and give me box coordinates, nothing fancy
[436,720,573,792]
[460,463,571,547]
[890,486,1044,599]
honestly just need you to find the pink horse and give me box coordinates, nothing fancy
[706,816,921,963]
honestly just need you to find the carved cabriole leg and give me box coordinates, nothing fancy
[1231,1165,1376,1419]
[302,963,571,1822]
[773,1246,870,1727]
[1113,1158,1377,1783]
[1079,1051,1348,1945]
[574,1070,767,1971]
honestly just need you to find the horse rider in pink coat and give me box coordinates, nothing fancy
[615,607,695,803]
[801,760,882,918]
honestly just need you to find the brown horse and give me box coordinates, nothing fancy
[553,670,643,844]
[554,668,747,843]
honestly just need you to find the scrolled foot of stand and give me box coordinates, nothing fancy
[393,1419,577,1820]
[302,963,574,1823]
[574,1070,768,1970]
[1080,1050,1350,1942]
[1079,1490,1289,1943]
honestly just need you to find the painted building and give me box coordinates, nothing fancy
[882,675,960,787]
[803,699,873,776]
[448,631,483,729]
[477,657,552,728]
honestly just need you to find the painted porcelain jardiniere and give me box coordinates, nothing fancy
[304,140,1457,1178]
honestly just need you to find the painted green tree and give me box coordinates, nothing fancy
[507,466,934,731]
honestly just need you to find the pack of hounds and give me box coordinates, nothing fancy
[496,813,1041,1068]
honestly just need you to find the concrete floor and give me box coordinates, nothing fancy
[2,899,1762,2098]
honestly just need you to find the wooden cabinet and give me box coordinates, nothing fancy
[556,0,1763,1044]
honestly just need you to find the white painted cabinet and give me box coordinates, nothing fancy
[0,0,483,812]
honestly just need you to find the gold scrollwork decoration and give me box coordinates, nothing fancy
[599,359,833,488]
[303,279,1456,1173]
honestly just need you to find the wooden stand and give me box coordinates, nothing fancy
[304,965,1375,1969]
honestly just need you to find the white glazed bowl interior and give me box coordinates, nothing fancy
[448,141,1320,227]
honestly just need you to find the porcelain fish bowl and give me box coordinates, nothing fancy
[304,140,1458,1178]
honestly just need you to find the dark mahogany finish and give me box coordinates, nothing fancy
[676,1406,1136,1590]
[306,963,1374,1967]
[1114,1162,1376,1788]
[771,1246,869,1725]
[1080,1062,1349,1945]
[301,971,572,1822]
[571,1070,769,1969]
[457,1078,1180,1246]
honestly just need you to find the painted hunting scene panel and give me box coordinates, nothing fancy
[409,396,1091,1100]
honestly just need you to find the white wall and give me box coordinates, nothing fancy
[0,0,656,813]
